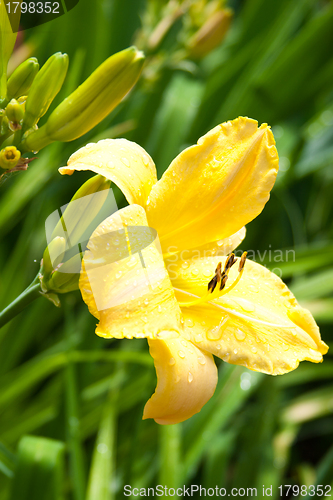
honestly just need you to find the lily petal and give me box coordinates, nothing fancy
[59,138,157,207]
[143,338,218,424]
[165,226,246,262]
[146,117,278,253]
[79,204,183,339]
[169,256,328,375]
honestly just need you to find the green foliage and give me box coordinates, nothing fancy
[0,0,333,498]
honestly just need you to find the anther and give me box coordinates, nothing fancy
[208,262,222,293]
[224,253,237,271]
[219,273,228,291]
[238,251,247,272]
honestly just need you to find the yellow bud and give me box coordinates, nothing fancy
[187,9,232,59]
[21,47,145,152]
[0,146,20,170]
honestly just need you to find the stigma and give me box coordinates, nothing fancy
[179,252,247,308]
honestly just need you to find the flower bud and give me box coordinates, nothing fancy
[23,52,69,130]
[187,9,232,59]
[6,57,39,102]
[0,145,20,169]
[44,256,80,293]
[42,236,66,280]
[50,174,112,245]
[21,47,145,152]
[6,98,24,130]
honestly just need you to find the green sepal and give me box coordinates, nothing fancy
[23,52,69,131]
[22,46,144,151]
[6,57,39,102]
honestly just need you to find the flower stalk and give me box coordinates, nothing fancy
[0,275,41,329]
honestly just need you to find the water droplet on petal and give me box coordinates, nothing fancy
[188,372,193,383]
[108,160,114,169]
[198,356,206,365]
[234,349,238,354]
[158,305,162,313]
[251,346,257,353]
[191,268,199,277]
[116,271,122,279]
[144,298,149,306]
[178,350,185,359]
[185,318,194,328]
[234,329,246,341]
[169,358,175,366]
[182,261,189,269]
[207,315,228,340]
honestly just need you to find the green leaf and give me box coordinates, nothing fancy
[9,436,65,500]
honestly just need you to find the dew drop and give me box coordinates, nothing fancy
[182,261,189,269]
[217,239,224,247]
[198,356,206,365]
[203,268,212,277]
[282,343,289,351]
[188,372,193,383]
[178,350,185,359]
[234,329,246,341]
[216,344,221,350]
[108,160,114,169]
[191,268,199,277]
[169,357,175,366]
[251,346,257,353]
[194,333,203,343]
[116,271,122,279]
[158,305,162,313]
[207,315,228,340]
[125,312,129,318]
[133,280,137,287]
[234,349,238,354]
[144,298,149,306]
[185,318,194,328]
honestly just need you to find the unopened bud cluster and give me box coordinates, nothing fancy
[0,44,144,173]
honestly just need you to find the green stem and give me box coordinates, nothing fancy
[0,276,41,329]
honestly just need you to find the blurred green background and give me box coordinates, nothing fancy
[1,0,333,498]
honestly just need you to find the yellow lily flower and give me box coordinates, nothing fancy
[60,117,328,425]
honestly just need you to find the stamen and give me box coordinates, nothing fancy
[179,252,248,308]
[239,251,247,272]
[208,262,222,292]
[219,274,228,291]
